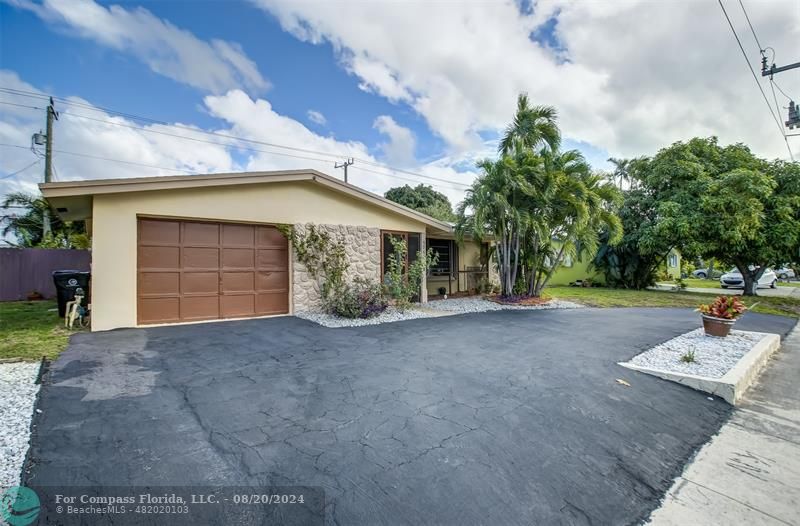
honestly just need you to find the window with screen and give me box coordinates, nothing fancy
[382,231,420,279]
[428,239,452,275]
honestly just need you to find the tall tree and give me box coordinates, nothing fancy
[499,94,560,155]
[1,192,89,249]
[384,184,456,222]
[458,95,620,297]
[456,157,528,295]
[624,137,800,296]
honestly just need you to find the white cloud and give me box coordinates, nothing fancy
[7,0,268,93]
[373,115,416,167]
[0,71,477,212]
[253,0,800,160]
[0,70,237,198]
[306,109,327,125]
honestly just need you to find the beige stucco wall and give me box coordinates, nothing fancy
[90,181,426,331]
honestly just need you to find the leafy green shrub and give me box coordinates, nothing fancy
[384,236,438,310]
[475,277,496,295]
[326,278,388,319]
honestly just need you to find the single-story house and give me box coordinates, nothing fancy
[40,169,491,331]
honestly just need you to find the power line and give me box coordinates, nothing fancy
[771,80,793,102]
[738,0,764,53]
[718,0,794,160]
[0,86,472,188]
[1,159,41,180]
[0,143,197,174]
[54,109,471,189]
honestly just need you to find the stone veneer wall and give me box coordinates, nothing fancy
[291,223,381,312]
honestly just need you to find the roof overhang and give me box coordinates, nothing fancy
[39,169,455,232]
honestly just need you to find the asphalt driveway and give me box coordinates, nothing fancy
[25,308,796,525]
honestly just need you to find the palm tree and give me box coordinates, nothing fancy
[456,157,529,296]
[499,94,560,155]
[1,191,88,248]
[524,149,622,296]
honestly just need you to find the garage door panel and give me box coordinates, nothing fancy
[138,218,288,325]
[139,272,180,295]
[139,219,180,245]
[183,222,219,245]
[183,247,219,269]
[223,248,254,269]
[182,272,219,294]
[256,270,288,291]
[257,292,289,315]
[257,227,287,248]
[139,246,180,270]
[222,272,255,292]
[257,248,288,269]
[181,296,219,320]
[221,294,255,318]
[223,224,255,246]
[139,297,180,323]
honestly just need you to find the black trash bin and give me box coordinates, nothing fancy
[53,270,91,317]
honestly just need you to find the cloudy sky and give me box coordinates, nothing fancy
[1,0,798,208]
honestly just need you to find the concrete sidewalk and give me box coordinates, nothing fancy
[648,323,800,525]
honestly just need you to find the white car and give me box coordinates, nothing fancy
[719,268,777,289]
[775,266,796,280]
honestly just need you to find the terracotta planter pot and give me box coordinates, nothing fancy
[701,314,735,337]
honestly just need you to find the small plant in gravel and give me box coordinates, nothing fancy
[680,350,696,363]
[697,296,747,320]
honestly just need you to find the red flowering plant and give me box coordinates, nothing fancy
[697,295,747,320]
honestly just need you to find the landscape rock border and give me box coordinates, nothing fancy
[619,331,781,404]
[0,361,41,491]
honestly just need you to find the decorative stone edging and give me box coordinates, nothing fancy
[619,332,781,404]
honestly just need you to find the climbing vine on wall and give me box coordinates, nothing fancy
[277,224,348,299]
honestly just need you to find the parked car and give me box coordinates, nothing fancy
[692,268,722,279]
[775,266,796,280]
[719,268,777,289]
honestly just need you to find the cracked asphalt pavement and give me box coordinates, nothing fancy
[24,308,797,525]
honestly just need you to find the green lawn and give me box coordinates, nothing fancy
[0,300,73,361]
[547,286,800,318]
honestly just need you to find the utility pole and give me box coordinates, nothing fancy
[761,56,800,129]
[335,158,354,184]
[42,97,58,238]
[44,97,58,183]
[761,56,800,78]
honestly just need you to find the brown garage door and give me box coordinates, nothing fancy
[137,218,289,325]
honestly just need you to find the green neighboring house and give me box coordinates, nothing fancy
[548,248,682,286]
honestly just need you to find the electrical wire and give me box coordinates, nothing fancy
[1,159,41,179]
[718,0,794,160]
[771,80,794,102]
[0,143,196,174]
[738,0,764,52]
[0,86,472,188]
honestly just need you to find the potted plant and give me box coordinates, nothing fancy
[697,295,747,337]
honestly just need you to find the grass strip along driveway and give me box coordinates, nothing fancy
[0,300,71,361]
[546,286,800,318]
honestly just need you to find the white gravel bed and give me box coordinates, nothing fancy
[626,328,767,378]
[426,296,584,314]
[0,362,41,491]
[295,306,433,327]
